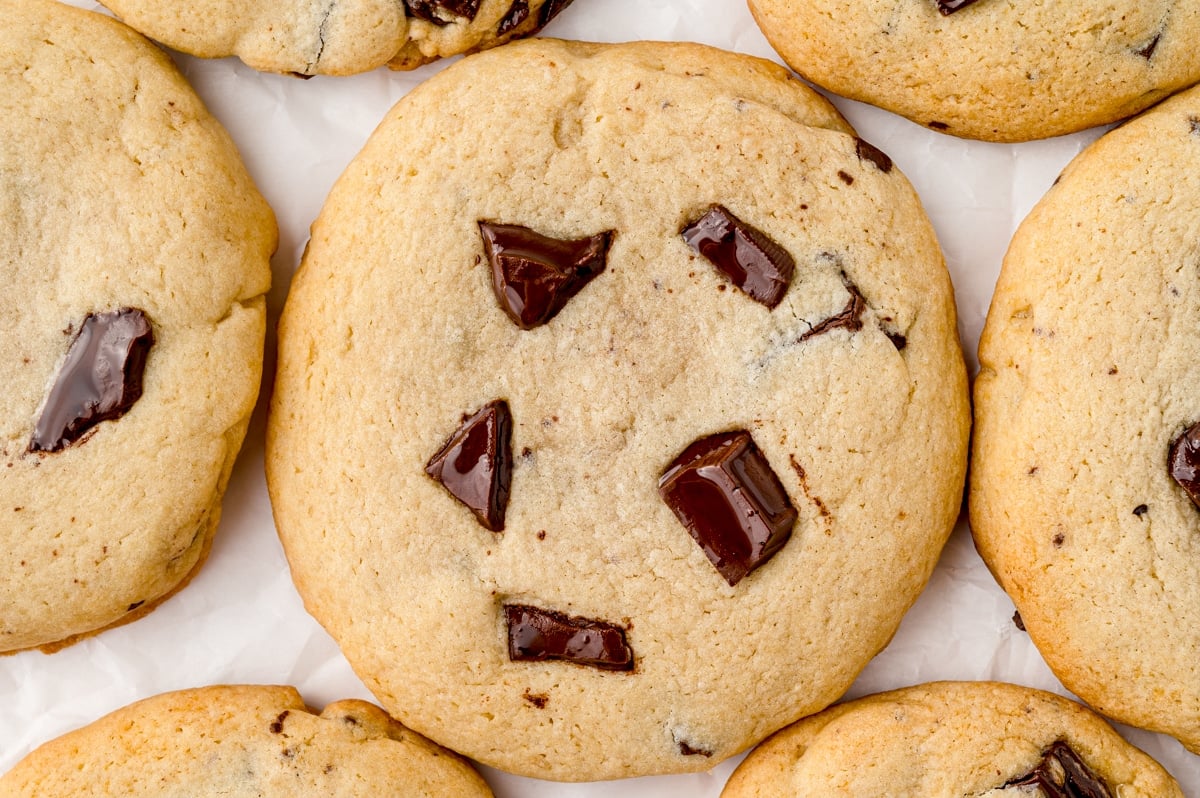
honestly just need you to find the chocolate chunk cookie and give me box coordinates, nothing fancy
[267,38,969,779]
[0,685,493,796]
[98,0,580,76]
[748,0,1200,142]
[972,84,1200,751]
[0,0,275,652]
[722,682,1184,797]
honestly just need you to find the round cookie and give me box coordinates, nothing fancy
[722,682,1184,797]
[0,685,493,796]
[0,0,275,653]
[748,0,1200,142]
[972,84,1200,750]
[267,38,969,780]
[98,0,580,76]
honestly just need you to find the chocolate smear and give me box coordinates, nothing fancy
[681,205,795,309]
[1169,422,1200,509]
[1003,741,1113,798]
[425,400,513,531]
[505,604,633,670]
[30,308,154,453]
[479,222,612,329]
[800,282,866,341]
[659,430,797,586]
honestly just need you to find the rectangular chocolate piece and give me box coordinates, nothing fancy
[505,604,633,671]
[681,205,795,309]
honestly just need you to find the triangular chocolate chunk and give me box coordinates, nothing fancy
[681,205,795,309]
[425,400,513,531]
[479,221,612,330]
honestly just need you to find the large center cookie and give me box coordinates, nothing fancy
[267,39,969,780]
[0,0,275,653]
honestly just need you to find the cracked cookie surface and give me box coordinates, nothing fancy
[98,0,580,76]
[267,38,969,780]
[0,0,275,653]
[972,84,1200,752]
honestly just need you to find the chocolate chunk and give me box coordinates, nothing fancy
[884,329,908,350]
[659,430,797,586]
[677,740,713,757]
[936,0,982,14]
[425,400,513,531]
[800,282,866,341]
[404,0,481,24]
[497,0,530,34]
[1012,610,1026,631]
[504,604,633,671]
[1134,33,1161,60]
[1004,741,1113,798]
[479,222,612,330]
[1169,422,1200,509]
[1133,503,1149,516]
[928,121,951,131]
[854,138,894,173]
[539,0,573,25]
[29,308,154,453]
[681,205,795,309]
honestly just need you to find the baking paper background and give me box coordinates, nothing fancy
[5,0,1199,794]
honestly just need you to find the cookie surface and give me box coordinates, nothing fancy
[972,84,1200,750]
[748,0,1200,142]
[267,38,969,780]
[0,0,275,653]
[722,681,1184,797]
[0,685,492,796]
[98,0,580,76]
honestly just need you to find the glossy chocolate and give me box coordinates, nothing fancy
[497,0,529,34]
[1169,422,1200,509]
[855,138,894,173]
[29,308,154,453]
[936,0,982,14]
[539,0,572,25]
[405,0,481,24]
[505,604,633,671]
[659,430,797,586]
[425,400,513,531]
[681,205,795,309]
[479,222,613,330]
[1004,741,1112,798]
[801,283,866,341]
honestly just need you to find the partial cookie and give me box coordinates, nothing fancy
[0,0,275,653]
[722,682,1184,797]
[267,38,969,779]
[0,685,493,796]
[98,0,580,76]
[972,84,1200,749]
[748,0,1200,142]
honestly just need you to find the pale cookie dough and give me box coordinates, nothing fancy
[722,682,1184,797]
[267,38,969,780]
[748,0,1200,142]
[0,0,275,653]
[0,685,493,797]
[972,84,1200,750]
[99,0,580,76]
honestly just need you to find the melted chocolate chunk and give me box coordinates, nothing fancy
[539,0,572,25]
[659,430,797,586]
[1169,422,1200,509]
[497,0,530,34]
[855,138,894,173]
[936,0,982,14]
[479,222,612,330]
[800,282,866,341]
[29,308,154,453]
[505,604,633,670]
[1004,741,1113,798]
[405,0,481,24]
[425,400,513,531]
[681,205,795,309]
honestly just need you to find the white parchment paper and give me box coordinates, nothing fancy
[5,1,1199,794]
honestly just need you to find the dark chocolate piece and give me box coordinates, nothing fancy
[425,400,513,531]
[936,0,982,15]
[1169,422,1200,509]
[659,430,797,586]
[497,0,530,34]
[1012,610,1026,631]
[1133,503,1149,517]
[854,138,894,173]
[404,0,482,24]
[29,308,154,453]
[539,0,572,25]
[504,604,633,670]
[928,121,951,131]
[800,282,866,341]
[681,205,795,309]
[1004,741,1113,798]
[479,222,612,330]
[1134,33,1161,60]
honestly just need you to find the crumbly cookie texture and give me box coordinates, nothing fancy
[972,84,1200,750]
[748,0,1200,142]
[0,685,493,797]
[268,38,968,780]
[0,0,275,653]
[98,0,579,76]
[722,682,1184,797]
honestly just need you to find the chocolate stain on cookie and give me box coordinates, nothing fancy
[505,604,634,671]
[681,205,795,309]
[425,400,513,531]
